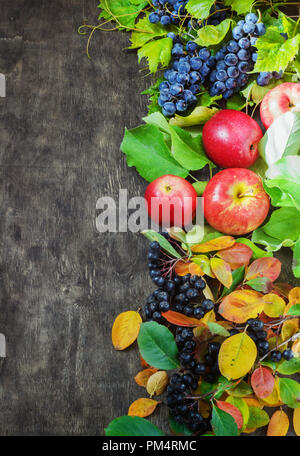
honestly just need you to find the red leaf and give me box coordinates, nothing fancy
[217,243,253,269]
[251,366,275,399]
[245,257,281,282]
[215,400,243,429]
[161,310,204,327]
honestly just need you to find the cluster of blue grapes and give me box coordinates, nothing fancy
[149,0,188,26]
[158,36,216,116]
[188,3,227,30]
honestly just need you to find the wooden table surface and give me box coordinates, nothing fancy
[0,0,298,435]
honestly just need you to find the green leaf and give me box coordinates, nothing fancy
[226,396,249,430]
[277,357,300,375]
[105,416,164,436]
[279,377,300,408]
[98,0,147,29]
[280,13,300,38]
[235,238,273,259]
[220,266,245,298]
[168,413,194,436]
[141,230,182,259]
[287,303,300,316]
[185,225,204,244]
[185,0,215,20]
[227,381,253,398]
[265,156,300,212]
[293,236,300,277]
[254,27,300,73]
[138,37,173,73]
[120,124,188,182]
[142,78,163,115]
[129,15,171,49]
[195,19,232,47]
[262,207,300,242]
[259,112,300,168]
[143,111,170,135]
[223,0,255,15]
[193,181,208,196]
[226,93,247,111]
[246,407,270,429]
[169,126,213,171]
[261,359,277,371]
[211,404,239,436]
[137,321,180,369]
[251,227,295,253]
[207,322,230,337]
[169,106,219,128]
[245,277,273,293]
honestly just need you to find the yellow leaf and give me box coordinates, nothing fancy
[288,287,300,305]
[210,258,233,288]
[201,309,216,325]
[292,339,300,357]
[293,408,300,436]
[218,290,264,323]
[191,255,215,277]
[267,410,289,436]
[244,396,264,409]
[134,368,158,387]
[202,278,215,302]
[218,333,257,380]
[128,398,159,417]
[281,318,299,342]
[191,236,235,253]
[112,311,142,350]
[263,293,286,318]
[146,371,168,397]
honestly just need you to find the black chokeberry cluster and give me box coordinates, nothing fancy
[167,372,210,433]
[246,318,294,362]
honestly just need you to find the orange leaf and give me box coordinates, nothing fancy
[217,243,253,269]
[191,236,235,253]
[199,399,211,418]
[267,410,289,436]
[128,398,159,417]
[189,262,204,276]
[293,408,300,436]
[245,257,281,282]
[243,396,263,409]
[140,355,150,369]
[218,290,264,323]
[175,260,191,276]
[112,311,142,350]
[210,257,232,288]
[215,400,243,429]
[251,366,275,399]
[134,368,158,387]
[162,310,204,327]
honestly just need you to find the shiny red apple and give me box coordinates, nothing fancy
[260,82,300,129]
[202,109,263,168]
[145,175,198,228]
[203,168,270,235]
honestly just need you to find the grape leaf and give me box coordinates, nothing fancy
[130,15,172,49]
[223,0,255,15]
[120,124,188,182]
[105,416,164,436]
[185,0,215,20]
[254,27,300,73]
[141,78,163,115]
[98,0,147,29]
[195,19,232,47]
[265,156,300,212]
[169,126,214,171]
[138,37,173,73]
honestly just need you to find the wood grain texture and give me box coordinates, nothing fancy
[0,0,298,436]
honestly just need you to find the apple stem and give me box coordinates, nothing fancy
[237,190,254,198]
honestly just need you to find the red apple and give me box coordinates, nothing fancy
[203,168,270,235]
[202,109,263,168]
[145,175,197,228]
[260,82,300,129]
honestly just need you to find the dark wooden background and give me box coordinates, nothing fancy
[0,0,298,436]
